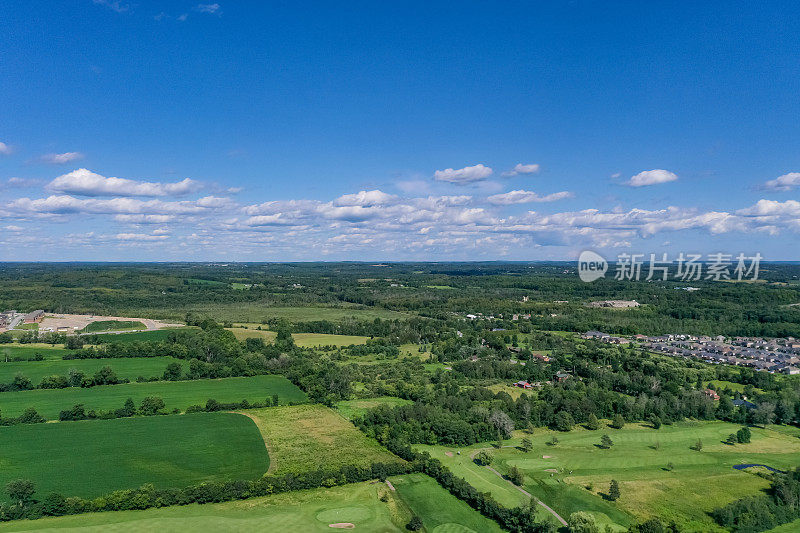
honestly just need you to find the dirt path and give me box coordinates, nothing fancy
[468,446,567,526]
[385,480,396,491]
[233,411,277,474]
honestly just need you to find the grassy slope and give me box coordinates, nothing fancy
[241,404,403,475]
[0,344,74,361]
[0,412,269,501]
[0,474,501,532]
[417,421,800,532]
[0,375,307,418]
[0,356,184,383]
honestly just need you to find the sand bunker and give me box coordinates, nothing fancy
[544,468,558,473]
[329,524,355,529]
[542,455,552,458]
[445,451,454,457]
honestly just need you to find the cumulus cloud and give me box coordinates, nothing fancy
[93,0,129,13]
[763,172,800,192]
[503,163,540,177]
[114,214,175,224]
[8,195,226,216]
[487,190,573,205]
[333,190,397,207]
[116,233,169,241]
[434,164,493,184]
[47,169,200,197]
[40,152,84,164]
[0,142,13,155]
[626,169,678,187]
[737,199,800,217]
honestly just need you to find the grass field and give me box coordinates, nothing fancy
[240,404,403,475]
[416,421,800,531]
[0,413,269,501]
[0,474,500,532]
[87,328,194,343]
[0,356,184,384]
[186,304,409,323]
[226,328,370,348]
[0,375,307,418]
[335,396,413,420]
[82,320,147,333]
[0,344,74,361]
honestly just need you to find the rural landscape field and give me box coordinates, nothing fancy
[1,262,800,532]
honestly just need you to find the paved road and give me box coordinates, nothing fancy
[470,446,567,526]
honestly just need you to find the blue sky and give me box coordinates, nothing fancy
[1,1,799,261]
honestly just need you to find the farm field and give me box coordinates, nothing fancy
[226,327,370,348]
[0,413,269,501]
[335,396,413,420]
[0,475,500,532]
[186,304,409,323]
[0,375,307,418]
[0,356,184,384]
[0,344,74,361]
[81,319,146,332]
[239,404,403,475]
[417,421,800,532]
[87,328,194,343]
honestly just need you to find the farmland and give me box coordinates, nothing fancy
[225,327,370,348]
[81,320,147,333]
[240,404,403,475]
[186,304,409,323]
[0,356,184,384]
[0,375,307,418]
[416,421,800,531]
[335,396,413,421]
[0,344,74,361]
[0,413,269,500]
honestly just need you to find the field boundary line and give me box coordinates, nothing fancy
[232,410,277,474]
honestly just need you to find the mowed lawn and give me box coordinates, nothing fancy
[0,375,307,418]
[0,475,497,532]
[0,344,74,361]
[0,413,269,500]
[240,404,403,475]
[0,356,184,384]
[335,397,412,420]
[418,421,800,532]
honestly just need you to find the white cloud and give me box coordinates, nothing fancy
[502,163,540,177]
[47,168,200,197]
[40,152,84,164]
[178,13,188,21]
[4,225,22,231]
[114,214,175,224]
[487,190,573,205]
[434,164,493,184]
[197,3,220,13]
[763,172,800,192]
[333,190,397,207]
[0,142,13,155]
[626,169,678,187]
[8,195,223,216]
[116,233,169,241]
[93,0,129,13]
[737,199,800,217]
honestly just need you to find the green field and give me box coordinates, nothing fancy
[0,375,307,418]
[0,474,501,532]
[82,320,147,333]
[87,328,194,343]
[0,413,269,501]
[335,396,413,420]
[0,356,184,384]
[392,473,504,532]
[417,421,800,531]
[187,304,409,323]
[226,328,370,347]
[240,404,403,475]
[0,344,74,361]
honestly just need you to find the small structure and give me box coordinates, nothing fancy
[23,310,44,324]
[555,370,571,382]
[513,380,532,389]
[703,389,720,401]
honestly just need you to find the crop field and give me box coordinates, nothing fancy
[0,356,184,384]
[0,375,307,418]
[87,328,194,343]
[335,396,413,420]
[226,327,370,347]
[239,404,403,475]
[0,344,74,361]
[186,304,409,323]
[417,421,800,532]
[0,413,269,501]
[0,474,500,532]
[82,320,147,333]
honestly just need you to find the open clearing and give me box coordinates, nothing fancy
[417,421,800,532]
[0,474,499,532]
[240,404,403,475]
[226,328,370,348]
[335,397,413,421]
[0,344,74,361]
[0,374,307,418]
[0,356,184,384]
[0,412,269,500]
[186,304,409,323]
